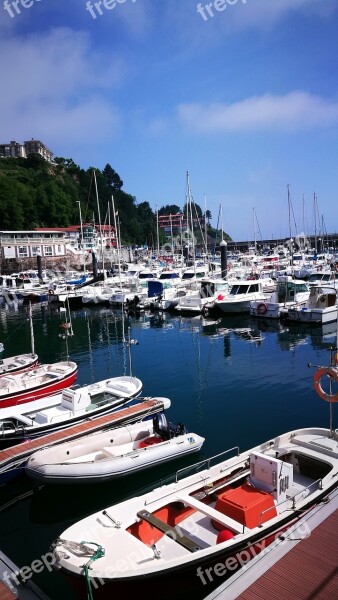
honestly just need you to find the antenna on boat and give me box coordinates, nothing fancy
[28,301,35,357]
[59,297,74,362]
[126,326,139,378]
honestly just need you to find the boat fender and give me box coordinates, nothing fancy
[216,529,235,544]
[313,366,338,402]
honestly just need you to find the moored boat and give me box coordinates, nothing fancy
[0,375,143,444]
[51,420,338,599]
[0,360,78,409]
[0,352,38,377]
[0,301,39,376]
[250,276,310,319]
[26,412,205,483]
[286,286,338,324]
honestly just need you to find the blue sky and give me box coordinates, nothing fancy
[1,0,338,242]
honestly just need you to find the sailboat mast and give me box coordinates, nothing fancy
[287,184,293,266]
[93,170,105,276]
[77,201,86,274]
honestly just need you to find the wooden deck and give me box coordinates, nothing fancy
[205,487,338,600]
[0,581,16,600]
[0,551,50,600]
[0,397,168,473]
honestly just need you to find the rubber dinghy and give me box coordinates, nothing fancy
[26,413,205,484]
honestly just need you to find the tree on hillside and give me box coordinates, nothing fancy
[205,209,212,226]
[102,164,123,190]
[158,204,181,215]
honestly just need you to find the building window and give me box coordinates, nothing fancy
[44,246,53,256]
[18,246,28,257]
[57,245,61,252]
[32,245,41,257]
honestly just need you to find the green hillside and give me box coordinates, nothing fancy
[0,155,230,247]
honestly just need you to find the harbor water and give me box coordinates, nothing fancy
[0,301,337,599]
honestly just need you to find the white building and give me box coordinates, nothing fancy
[0,230,67,261]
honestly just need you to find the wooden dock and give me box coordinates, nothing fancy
[0,550,50,600]
[205,486,338,600]
[0,397,169,474]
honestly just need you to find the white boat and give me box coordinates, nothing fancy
[250,276,310,319]
[0,352,38,378]
[0,375,143,444]
[26,412,205,483]
[306,271,338,288]
[0,360,78,410]
[52,419,338,598]
[286,286,338,324]
[207,279,268,314]
[176,278,231,314]
[0,302,38,376]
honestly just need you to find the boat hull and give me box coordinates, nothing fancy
[52,427,338,600]
[0,376,143,445]
[0,353,39,377]
[26,433,205,484]
[56,504,325,600]
[0,364,77,409]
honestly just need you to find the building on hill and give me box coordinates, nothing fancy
[0,139,53,162]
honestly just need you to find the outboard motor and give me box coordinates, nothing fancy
[153,413,170,440]
[153,414,186,440]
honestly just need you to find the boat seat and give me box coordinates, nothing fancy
[137,510,202,553]
[102,444,134,457]
[176,494,244,534]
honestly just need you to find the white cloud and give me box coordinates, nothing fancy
[177,92,338,133]
[0,28,124,148]
[228,0,337,30]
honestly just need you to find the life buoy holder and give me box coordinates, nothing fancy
[257,303,268,315]
[313,367,338,402]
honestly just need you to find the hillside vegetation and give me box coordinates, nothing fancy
[0,155,231,247]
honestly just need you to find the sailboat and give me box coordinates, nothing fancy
[0,303,38,377]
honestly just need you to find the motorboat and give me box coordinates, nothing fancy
[206,279,268,314]
[176,278,231,315]
[286,286,338,324]
[0,375,143,444]
[26,413,205,484]
[306,271,338,288]
[250,276,310,319]
[0,360,78,410]
[0,352,38,377]
[0,301,38,376]
[52,418,338,599]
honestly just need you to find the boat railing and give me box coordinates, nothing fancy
[175,446,240,483]
[289,477,323,509]
[0,420,25,437]
[258,476,323,526]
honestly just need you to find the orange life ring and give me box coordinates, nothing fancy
[313,367,338,402]
[257,303,268,315]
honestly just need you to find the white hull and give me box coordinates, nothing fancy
[287,305,338,324]
[26,420,205,483]
[0,375,143,442]
[52,426,338,598]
